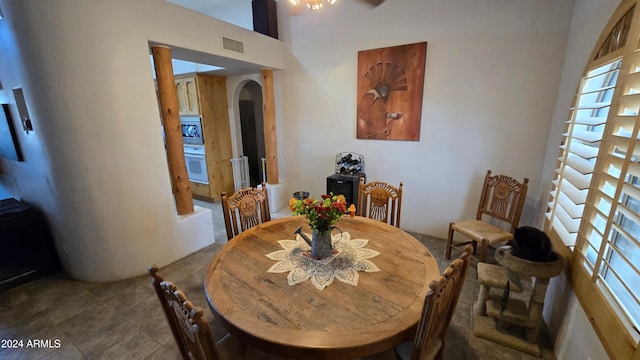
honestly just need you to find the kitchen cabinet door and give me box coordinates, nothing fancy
[175,79,188,114]
[175,77,200,115]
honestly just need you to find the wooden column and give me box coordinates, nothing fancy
[261,69,279,184]
[151,45,194,215]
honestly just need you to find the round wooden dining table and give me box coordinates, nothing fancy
[204,216,440,360]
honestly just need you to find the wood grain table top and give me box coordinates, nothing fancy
[204,216,440,359]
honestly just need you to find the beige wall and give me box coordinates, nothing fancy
[276,0,573,237]
[0,0,285,281]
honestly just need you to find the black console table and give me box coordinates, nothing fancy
[0,198,61,291]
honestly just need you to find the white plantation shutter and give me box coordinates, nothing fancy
[545,1,640,356]
[547,60,615,248]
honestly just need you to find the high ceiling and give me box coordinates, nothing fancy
[168,0,248,14]
[162,0,262,75]
[166,0,253,28]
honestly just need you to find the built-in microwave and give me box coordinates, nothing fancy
[180,116,204,144]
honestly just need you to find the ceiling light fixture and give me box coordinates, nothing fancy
[290,0,337,11]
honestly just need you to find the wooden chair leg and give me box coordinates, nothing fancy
[445,223,455,260]
[478,239,488,263]
[435,345,445,360]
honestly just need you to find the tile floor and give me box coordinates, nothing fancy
[0,200,556,359]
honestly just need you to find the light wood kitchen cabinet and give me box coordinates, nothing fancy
[174,73,234,201]
[175,76,200,115]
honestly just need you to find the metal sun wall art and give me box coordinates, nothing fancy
[356,42,427,141]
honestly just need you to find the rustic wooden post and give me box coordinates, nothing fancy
[151,45,194,215]
[261,69,279,184]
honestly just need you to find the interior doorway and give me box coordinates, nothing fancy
[238,81,265,187]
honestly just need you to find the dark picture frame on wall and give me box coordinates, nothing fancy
[0,104,24,162]
[356,42,427,141]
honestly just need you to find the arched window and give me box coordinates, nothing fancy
[546,1,640,357]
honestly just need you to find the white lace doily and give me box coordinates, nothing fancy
[265,231,381,290]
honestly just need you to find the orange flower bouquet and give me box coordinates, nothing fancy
[289,193,356,233]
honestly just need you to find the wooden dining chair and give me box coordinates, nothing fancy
[411,245,473,360]
[445,170,529,263]
[149,266,292,360]
[148,265,246,360]
[221,182,271,240]
[358,177,403,228]
[367,246,473,360]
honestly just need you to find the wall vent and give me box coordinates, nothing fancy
[223,37,244,53]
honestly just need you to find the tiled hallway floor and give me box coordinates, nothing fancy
[0,200,556,359]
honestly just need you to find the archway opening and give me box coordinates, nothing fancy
[238,81,265,187]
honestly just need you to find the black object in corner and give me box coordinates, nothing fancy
[0,198,61,292]
[252,0,279,39]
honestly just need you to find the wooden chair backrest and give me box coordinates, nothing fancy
[476,170,529,233]
[221,182,271,240]
[358,178,403,228]
[148,265,218,360]
[412,246,472,360]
